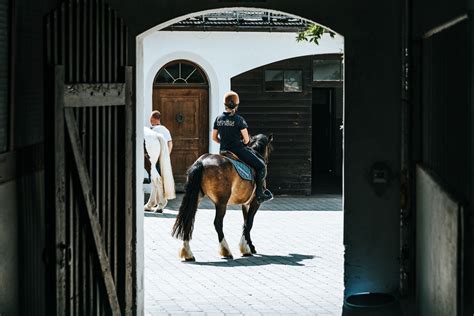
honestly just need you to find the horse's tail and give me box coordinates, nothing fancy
[172,160,204,241]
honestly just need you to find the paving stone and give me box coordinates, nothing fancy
[145,194,343,315]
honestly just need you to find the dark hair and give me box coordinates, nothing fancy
[225,100,237,109]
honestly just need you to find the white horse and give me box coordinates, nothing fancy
[144,127,176,212]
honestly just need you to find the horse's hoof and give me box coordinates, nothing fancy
[154,208,163,213]
[184,257,195,262]
[222,255,233,260]
[242,253,253,257]
[250,248,257,254]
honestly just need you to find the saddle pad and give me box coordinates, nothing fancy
[226,157,254,181]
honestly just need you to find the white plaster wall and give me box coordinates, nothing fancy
[141,31,343,154]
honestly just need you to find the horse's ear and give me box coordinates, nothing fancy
[268,133,273,143]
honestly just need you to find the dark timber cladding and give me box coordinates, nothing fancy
[232,56,313,195]
[421,18,469,200]
[45,0,134,315]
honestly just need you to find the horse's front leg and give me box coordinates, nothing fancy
[214,203,233,259]
[240,199,260,256]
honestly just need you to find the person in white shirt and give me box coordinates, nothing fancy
[150,110,173,153]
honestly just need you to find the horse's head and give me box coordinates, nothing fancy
[248,133,274,163]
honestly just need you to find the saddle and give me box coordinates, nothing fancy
[220,150,255,181]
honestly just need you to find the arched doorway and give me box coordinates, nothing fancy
[139,9,345,315]
[152,60,209,189]
[136,8,343,314]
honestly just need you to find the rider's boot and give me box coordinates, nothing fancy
[256,169,273,203]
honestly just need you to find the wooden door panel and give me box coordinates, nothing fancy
[160,96,200,137]
[172,151,200,184]
[153,87,208,188]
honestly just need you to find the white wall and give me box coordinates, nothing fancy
[140,31,343,154]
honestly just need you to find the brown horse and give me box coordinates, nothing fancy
[172,134,273,261]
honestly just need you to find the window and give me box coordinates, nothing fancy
[265,70,303,92]
[154,61,207,85]
[313,59,343,82]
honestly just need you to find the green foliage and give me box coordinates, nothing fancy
[296,24,335,45]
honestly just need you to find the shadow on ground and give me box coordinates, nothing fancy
[144,211,177,218]
[151,194,343,211]
[187,253,318,267]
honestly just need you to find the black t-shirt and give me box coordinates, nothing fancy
[213,112,248,150]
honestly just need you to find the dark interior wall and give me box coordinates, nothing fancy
[411,1,472,314]
[15,1,57,146]
[420,21,468,203]
[0,181,18,316]
[335,5,401,297]
[0,0,17,314]
[13,1,57,315]
[231,56,313,195]
[412,1,466,37]
[11,0,403,311]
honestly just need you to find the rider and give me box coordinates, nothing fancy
[211,91,273,203]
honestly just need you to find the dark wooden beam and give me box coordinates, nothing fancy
[54,65,67,316]
[64,83,126,107]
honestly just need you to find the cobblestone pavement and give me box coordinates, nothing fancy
[144,194,343,315]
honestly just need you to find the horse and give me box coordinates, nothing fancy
[143,127,176,212]
[171,133,273,261]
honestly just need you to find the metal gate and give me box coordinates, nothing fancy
[45,0,135,314]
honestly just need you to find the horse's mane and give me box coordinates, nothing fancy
[248,134,273,156]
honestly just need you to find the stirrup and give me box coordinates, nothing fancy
[257,189,273,203]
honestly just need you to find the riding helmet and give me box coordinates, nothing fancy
[223,91,240,109]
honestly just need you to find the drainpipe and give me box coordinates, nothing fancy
[399,0,412,299]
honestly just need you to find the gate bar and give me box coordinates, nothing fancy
[64,105,121,316]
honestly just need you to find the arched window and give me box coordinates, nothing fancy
[154,60,207,85]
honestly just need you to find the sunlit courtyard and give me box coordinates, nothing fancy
[144,195,343,315]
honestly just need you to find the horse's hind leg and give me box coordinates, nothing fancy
[239,204,252,256]
[214,203,233,259]
[179,240,195,262]
[240,199,260,255]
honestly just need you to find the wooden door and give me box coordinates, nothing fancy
[45,1,134,315]
[153,87,209,188]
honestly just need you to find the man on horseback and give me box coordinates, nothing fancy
[211,91,273,203]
